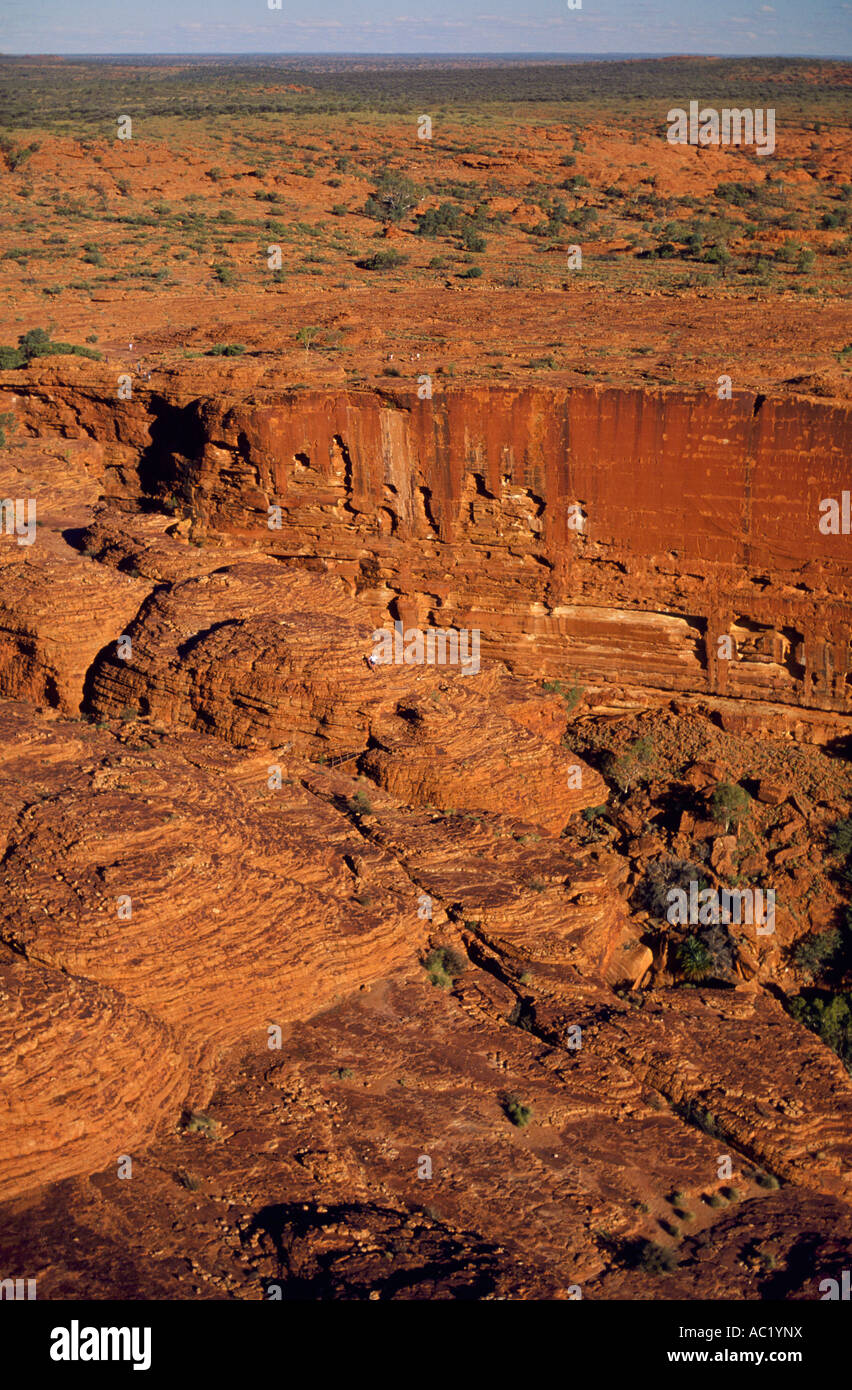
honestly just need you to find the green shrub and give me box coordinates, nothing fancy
[18,327,53,360]
[460,226,486,253]
[703,244,731,268]
[686,1102,720,1137]
[416,202,463,237]
[347,787,373,817]
[541,678,582,715]
[829,818,852,859]
[0,327,102,366]
[181,1110,220,1139]
[636,1240,677,1273]
[709,782,751,831]
[676,935,714,982]
[604,736,656,793]
[788,991,852,1069]
[424,945,467,989]
[356,250,408,271]
[364,170,421,224]
[794,926,843,978]
[503,1095,532,1128]
[206,343,245,357]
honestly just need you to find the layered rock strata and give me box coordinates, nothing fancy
[3,378,848,722]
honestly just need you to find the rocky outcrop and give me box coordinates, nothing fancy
[0,946,188,1202]
[594,986,852,1203]
[0,447,150,713]
[86,562,427,754]
[0,703,428,1195]
[4,379,849,724]
[363,680,605,832]
[0,554,148,713]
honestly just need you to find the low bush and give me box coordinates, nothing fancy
[181,1110,220,1139]
[635,1240,677,1274]
[676,934,714,982]
[356,250,408,271]
[423,946,467,988]
[709,782,751,831]
[347,787,373,817]
[503,1095,532,1128]
[0,327,102,367]
[788,991,852,1070]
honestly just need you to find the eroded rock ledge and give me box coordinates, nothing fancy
[3,377,849,728]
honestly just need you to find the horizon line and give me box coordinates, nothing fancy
[2,49,851,60]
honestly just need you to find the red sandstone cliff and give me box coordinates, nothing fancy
[3,376,849,722]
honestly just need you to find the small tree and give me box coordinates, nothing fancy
[364,170,421,224]
[296,325,320,356]
[709,782,751,831]
[18,327,53,361]
[604,736,655,794]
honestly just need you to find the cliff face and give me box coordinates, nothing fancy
[195,385,851,716]
[6,378,848,721]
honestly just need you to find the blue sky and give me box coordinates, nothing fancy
[0,0,849,56]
